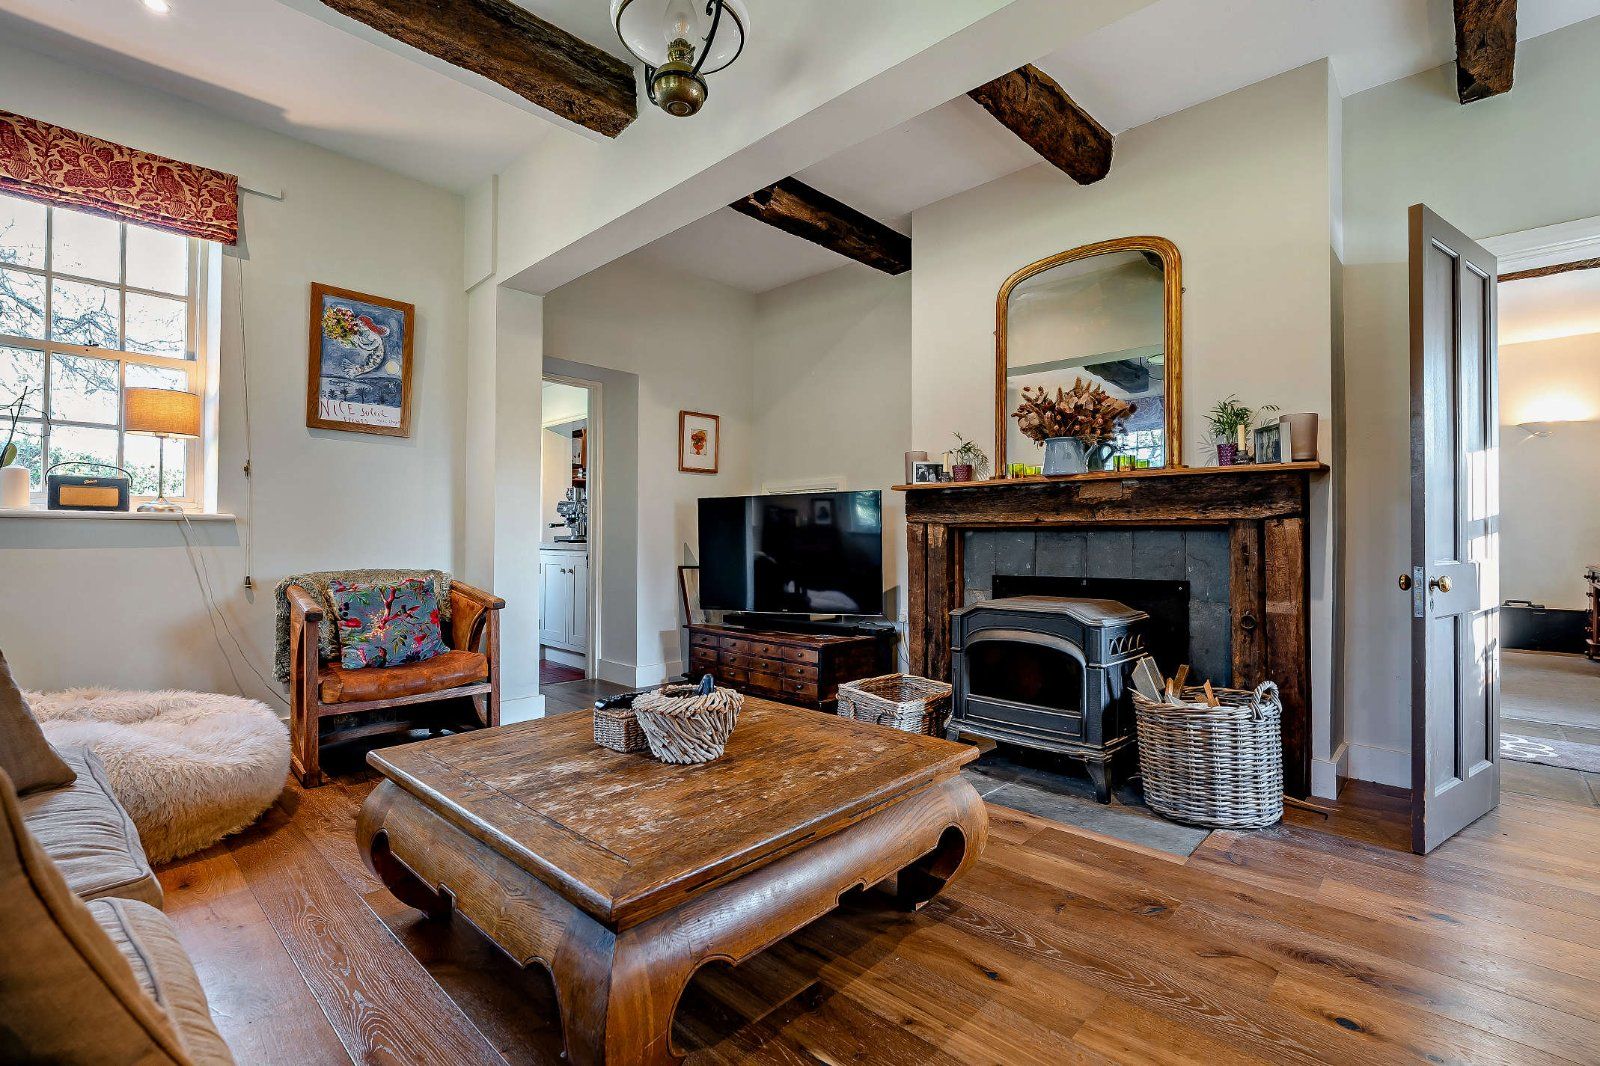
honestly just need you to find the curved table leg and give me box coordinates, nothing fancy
[357,782,454,920]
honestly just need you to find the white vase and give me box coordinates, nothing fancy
[1,463,30,509]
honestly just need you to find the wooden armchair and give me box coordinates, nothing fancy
[287,580,504,787]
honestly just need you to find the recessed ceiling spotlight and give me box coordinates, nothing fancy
[142,0,170,13]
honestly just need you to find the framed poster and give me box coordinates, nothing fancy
[678,410,720,474]
[307,283,414,437]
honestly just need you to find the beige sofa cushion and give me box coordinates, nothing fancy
[0,648,75,795]
[0,766,194,1064]
[21,745,163,907]
[91,897,236,1066]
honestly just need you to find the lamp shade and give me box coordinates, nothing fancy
[612,0,749,73]
[124,387,200,439]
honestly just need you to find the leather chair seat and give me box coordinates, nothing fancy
[319,650,489,705]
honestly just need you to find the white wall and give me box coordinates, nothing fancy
[543,259,756,684]
[1340,18,1600,785]
[1498,332,1600,610]
[0,40,467,709]
[752,267,914,631]
[909,62,1342,790]
[540,427,574,545]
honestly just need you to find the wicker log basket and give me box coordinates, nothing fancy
[837,674,952,735]
[1131,680,1284,829]
[633,683,744,764]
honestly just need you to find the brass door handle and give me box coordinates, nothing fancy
[1430,575,1453,593]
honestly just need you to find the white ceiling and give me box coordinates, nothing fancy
[0,0,607,191]
[1501,268,1600,345]
[629,0,1600,294]
[6,0,1600,279]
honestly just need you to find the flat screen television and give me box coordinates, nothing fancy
[697,490,884,617]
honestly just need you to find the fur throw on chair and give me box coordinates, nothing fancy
[30,688,289,864]
[272,569,452,683]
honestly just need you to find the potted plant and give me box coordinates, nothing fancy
[1,387,31,509]
[1012,379,1137,475]
[949,433,989,482]
[1206,395,1257,466]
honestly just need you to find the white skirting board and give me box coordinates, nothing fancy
[500,694,547,724]
[1344,742,1409,788]
[1309,740,1349,800]
[597,658,684,689]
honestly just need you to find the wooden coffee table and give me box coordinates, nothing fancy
[358,696,987,1065]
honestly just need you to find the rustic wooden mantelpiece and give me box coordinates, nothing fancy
[896,462,1325,796]
[358,698,987,1065]
[686,623,883,710]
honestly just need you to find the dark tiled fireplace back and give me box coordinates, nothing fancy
[963,529,1232,686]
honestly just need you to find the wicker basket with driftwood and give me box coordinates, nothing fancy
[633,683,743,764]
[836,674,953,736]
[1131,680,1284,829]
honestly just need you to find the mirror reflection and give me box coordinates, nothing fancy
[999,240,1179,472]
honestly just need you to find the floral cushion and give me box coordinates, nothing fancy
[327,577,447,670]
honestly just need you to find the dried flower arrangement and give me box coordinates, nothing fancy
[1013,379,1137,446]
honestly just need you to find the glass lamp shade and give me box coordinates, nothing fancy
[611,0,749,74]
[124,387,201,439]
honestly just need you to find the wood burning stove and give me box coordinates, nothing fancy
[949,596,1148,802]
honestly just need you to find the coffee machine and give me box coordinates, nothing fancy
[550,487,588,542]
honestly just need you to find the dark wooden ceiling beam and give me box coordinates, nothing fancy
[968,64,1112,185]
[1455,0,1517,104]
[730,178,912,275]
[318,0,636,136]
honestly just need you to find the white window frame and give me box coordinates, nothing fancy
[0,195,214,510]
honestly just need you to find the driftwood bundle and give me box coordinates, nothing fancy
[633,684,743,764]
[1013,379,1136,445]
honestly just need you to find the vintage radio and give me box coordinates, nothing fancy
[47,471,131,512]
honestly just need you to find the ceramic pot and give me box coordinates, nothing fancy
[1,463,30,509]
[1043,437,1087,475]
[1281,413,1319,462]
[951,462,975,482]
[1216,442,1239,467]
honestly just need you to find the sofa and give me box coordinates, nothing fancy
[1,649,234,1065]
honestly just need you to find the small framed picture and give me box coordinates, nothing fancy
[911,461,946,484]
[1253,423,1282,464]
[678,411,720,474]
[678,565,703,624]
[307,283,415,437]
[812,497,834,525]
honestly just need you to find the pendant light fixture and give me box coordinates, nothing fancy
[611,0,750,118]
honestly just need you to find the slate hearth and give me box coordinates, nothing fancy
[963,528,1232,685]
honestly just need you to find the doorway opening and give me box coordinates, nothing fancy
[540,377,598,687]
[1495,254,1600,807]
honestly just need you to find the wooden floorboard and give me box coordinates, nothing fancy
[158,766,1600,1065]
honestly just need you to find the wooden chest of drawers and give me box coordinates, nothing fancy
[685,624,887,711]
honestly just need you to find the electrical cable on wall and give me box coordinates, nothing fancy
[170,251,287,709]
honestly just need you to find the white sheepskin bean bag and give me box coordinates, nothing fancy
[29,689,289,865]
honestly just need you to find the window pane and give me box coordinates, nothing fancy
[3,421,44,485]
[48,424,119,477]
[0,345,45,416]
[125,291,187,356]
[0,266,46,339]
[50,278,119,348]
[0,197,47,269]
[51,210,121,282]
[125,225,187,295]
[123,433,185,498]
[126,363,187,391]
[50,352,121,424]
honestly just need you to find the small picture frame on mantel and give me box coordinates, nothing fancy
[678,410,720,474]
[1253,422,1282,465]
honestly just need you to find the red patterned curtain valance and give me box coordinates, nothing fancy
[0,110,238,244]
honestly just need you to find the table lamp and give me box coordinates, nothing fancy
[124,387,200,513]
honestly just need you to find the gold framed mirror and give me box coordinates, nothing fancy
[995,236,1182,474]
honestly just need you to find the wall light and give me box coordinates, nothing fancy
[1516,422,1557,438]
[142,0,170,13]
